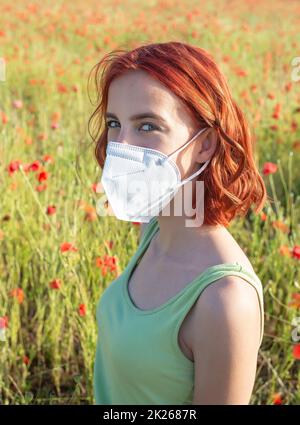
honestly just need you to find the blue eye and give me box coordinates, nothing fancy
[106,120,159,132]
[106,120,119,129]
[140,123,157,132]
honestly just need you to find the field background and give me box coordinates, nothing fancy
[0,0,299,405]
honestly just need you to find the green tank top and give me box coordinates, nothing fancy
[93,216,264,405]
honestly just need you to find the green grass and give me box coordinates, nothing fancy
[0,0,299,405]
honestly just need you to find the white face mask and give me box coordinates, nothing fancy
[100,126,210,223]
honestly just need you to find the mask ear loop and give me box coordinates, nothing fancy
[131,138,211,219]
[130,158,210,219]
[157,127,208,166]
[177,158,210,188]
[128,127,210,219]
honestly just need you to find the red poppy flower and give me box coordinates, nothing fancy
[60,242,78,253]
[104,240,114,250]
[91,182,103,193]
[292,344,300,360]
[285,82,292,92]
[95,254,118,276]
[43,155,54,164]
[0,316,8,329]
[1,111,8,124]
[23,355,30,365]
[272,103,281,119]
[29,160,41,172]
[272,220,289,233]
[288,293,300,309]
[292,246,300,260]
[7,160,21,175]
[260,212,267,221]
[37,170,49,182]
[57,83,68,93]
[10,288,24,304]
[236,68,248,77]
[51,122,59,130]
[85,210,97,221]
[78,303,86,316]
[49,279,61,290]
[21,163,31,172]
[37,133,47,141]
[12,100,23,109]
[279,245,291,257]
[51,112,61,121]
[272,392,283,404]
[262,162,277,175]
[36,184,47,192]
[46,205,56,215]
[291,121,297,132]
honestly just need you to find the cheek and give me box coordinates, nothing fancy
[174,150,197,180]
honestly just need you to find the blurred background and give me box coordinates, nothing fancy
[0,0,299,405]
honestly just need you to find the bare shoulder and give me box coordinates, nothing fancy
[190,275,262,404]
[190,275,262,352]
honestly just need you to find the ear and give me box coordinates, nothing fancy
[195,128,218,163]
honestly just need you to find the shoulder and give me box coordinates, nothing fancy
[191,275,262,351]
[190,275,262,404]
[197,273,260,308]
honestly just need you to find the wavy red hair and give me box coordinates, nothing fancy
[87,41,267,226]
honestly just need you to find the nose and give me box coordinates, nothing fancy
[111,139,131,146]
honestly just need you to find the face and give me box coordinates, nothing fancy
[106,69,217,181]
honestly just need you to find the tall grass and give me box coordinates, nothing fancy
[0,0,299,404]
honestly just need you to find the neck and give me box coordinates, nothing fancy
[152,214,225,258]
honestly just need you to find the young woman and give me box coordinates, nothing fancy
[89,41,266,405]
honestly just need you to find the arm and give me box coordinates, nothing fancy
[191,275,262,405]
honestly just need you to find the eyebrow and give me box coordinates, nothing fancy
[105,112,168,125]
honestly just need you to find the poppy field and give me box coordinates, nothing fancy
[0,0,300,405]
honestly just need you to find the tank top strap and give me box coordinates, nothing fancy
[138,217,159,247]
[169,262,265,348]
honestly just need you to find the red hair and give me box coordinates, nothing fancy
[87,41,267,226]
